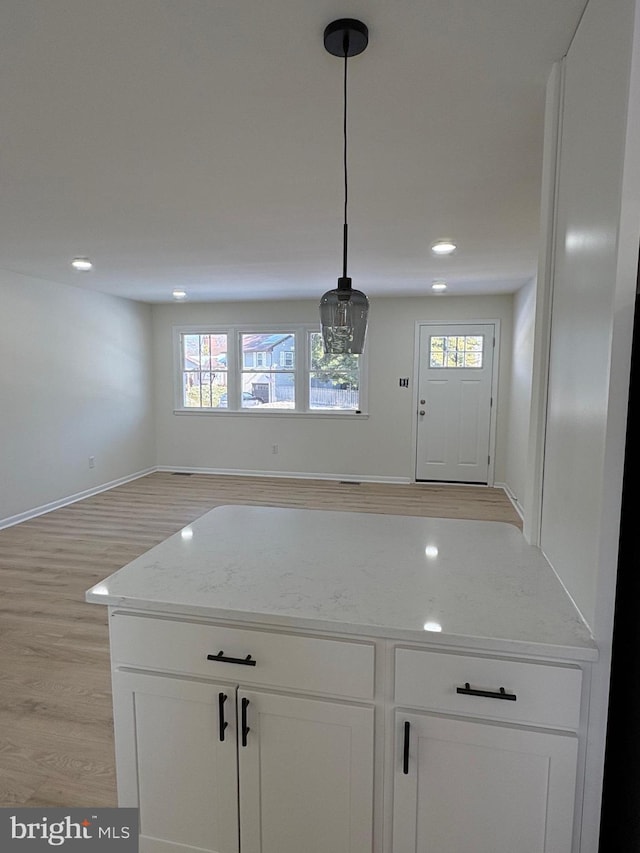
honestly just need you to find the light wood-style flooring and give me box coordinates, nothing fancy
[0,472,520,807]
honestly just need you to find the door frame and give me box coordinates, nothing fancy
[411,319,501,485]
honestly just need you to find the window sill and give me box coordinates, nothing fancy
[173,409,369,420]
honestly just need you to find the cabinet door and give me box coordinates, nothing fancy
[238,690,374,853]
[113,671,239,853]
[393,711,578,853]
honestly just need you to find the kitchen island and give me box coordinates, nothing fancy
[87,505,596,853]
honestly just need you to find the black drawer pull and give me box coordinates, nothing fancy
[218,693,228,742]
[456,682,517,701]
[207,651,257,667]
[403,721,410,774]
[241,697,250,747]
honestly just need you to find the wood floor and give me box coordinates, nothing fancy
[0,472,521,807]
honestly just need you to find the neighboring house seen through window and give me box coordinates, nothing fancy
[241,333,296,408]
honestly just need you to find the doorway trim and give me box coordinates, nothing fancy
[411,319,501,486]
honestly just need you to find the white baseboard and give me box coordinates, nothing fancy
[1,469,519,530]
[157,466,410,485]
[0,467,158,531]
[495,481,525,522]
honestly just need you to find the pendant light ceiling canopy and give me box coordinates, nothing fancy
[319,18,370,356]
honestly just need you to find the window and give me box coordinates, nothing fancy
[429,335,484,368]
[181,333,228,408]
[241,333,295,409]
[175,326,366,414]
[309,332,360,410]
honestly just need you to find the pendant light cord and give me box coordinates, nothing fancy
[342,37,349,281]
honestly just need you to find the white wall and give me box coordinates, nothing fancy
[504,277,536,515]
[0,270,155,524]
[540,0,638,631]
[536,0,640,849]
[152,294,514,483]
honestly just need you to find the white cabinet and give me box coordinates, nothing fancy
[238,690,373,853]
[392,648,582,853]
[392,711,578,853]
[394,648,583,730]
[113,671,240,853]
[109,614,375,853]
[107,612,586,853]
[109,614,375,700]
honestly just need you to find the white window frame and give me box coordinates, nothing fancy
[173,324,368,416]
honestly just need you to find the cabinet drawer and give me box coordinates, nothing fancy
[110,613,374,700]
[395,648,582,730]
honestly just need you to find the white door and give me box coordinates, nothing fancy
[415,324,495,482]
[112,671,240,853]
[238,690,374,853]
[392,711,578,853]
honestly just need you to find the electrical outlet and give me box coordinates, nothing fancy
[88,456,95,468]
[272,444,279,454]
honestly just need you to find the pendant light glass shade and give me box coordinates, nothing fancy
[320,277,369,354]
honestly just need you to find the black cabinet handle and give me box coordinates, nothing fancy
[241,697,250,747]
[456,682,517,701]
[403,721,410,774]
[218,693,228,742]
[207,651,257,667]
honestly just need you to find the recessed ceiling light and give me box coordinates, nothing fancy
[71,257,93,271]
[431,281,448,292]
[172,290,187,300]
[431,240,456,255]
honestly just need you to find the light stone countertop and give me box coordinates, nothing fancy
[86,505,597,662]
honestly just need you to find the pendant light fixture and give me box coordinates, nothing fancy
[319,18,369,355]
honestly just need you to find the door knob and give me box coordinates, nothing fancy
[419,410,425,416]
[420,399,426,405]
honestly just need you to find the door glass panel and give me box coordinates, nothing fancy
[429,335,484,369]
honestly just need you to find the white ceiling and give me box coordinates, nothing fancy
[0,0,587,303]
